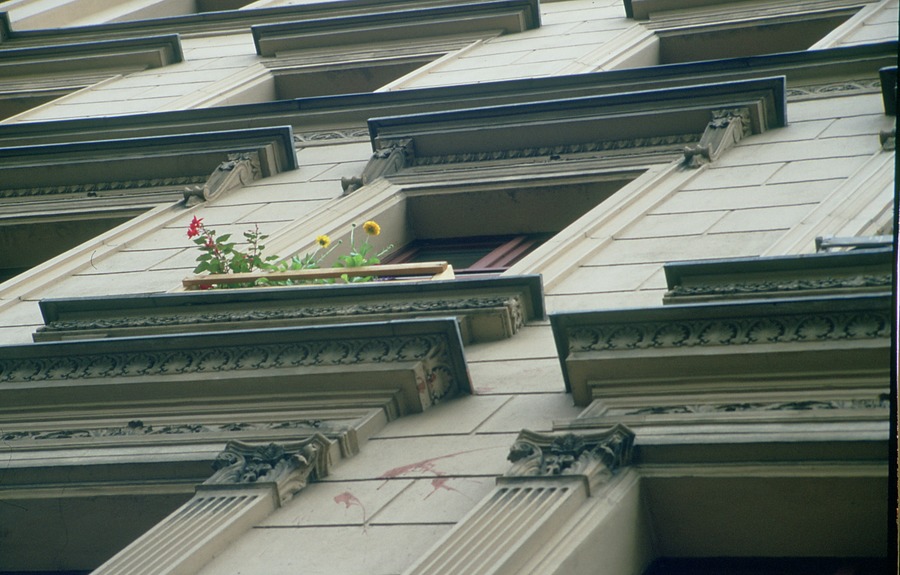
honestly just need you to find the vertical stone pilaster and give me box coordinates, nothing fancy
[92,434,332,575]
[403,425,634,575]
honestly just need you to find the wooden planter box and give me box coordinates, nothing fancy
[182,261,454,290]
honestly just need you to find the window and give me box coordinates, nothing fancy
[384,234,552,274]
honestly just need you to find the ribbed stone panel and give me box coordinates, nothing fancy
[92,488,277,575]
[406,480,588,575]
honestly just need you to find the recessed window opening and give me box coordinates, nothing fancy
[272,56,436,99]
[375,175,636,275]
[657,11,856,64]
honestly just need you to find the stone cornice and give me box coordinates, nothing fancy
[663,248,893,303]
[551,294,892,406]
[0,34,183,75]
[1,318,471,418]
[35,275,544,344]
[365,77,785,173]
[252,0,540,57]
[1,43,890,150]
[0,0,496,43]
[0,127,296,200]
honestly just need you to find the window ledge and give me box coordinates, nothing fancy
[662,247,893,304]
[251,0,540,57]
[36,274,545,344]
[0,34,183,75]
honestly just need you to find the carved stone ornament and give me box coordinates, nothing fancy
[341,138,414,194]
[505,424,634,490]
[565,308,891,353]
[2,176,207,199]
[623,396,890,416]
[683,107,751,168]
[666,274,893,298]
[184,152,262,206]
[204,434,332,503]
[38,296,522,334]
[0,418,339,442]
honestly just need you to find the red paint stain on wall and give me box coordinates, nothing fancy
[334,491,367,523]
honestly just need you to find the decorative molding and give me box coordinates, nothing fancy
[411,133,699,167]
[294,128,370,146]
[205,435,332,503]
[342,138,414,194]
[683,107,750,168]
[564,308,890,354]
[552,294,892,405]
[786,78,882,100]
[623,397,890,416]
[183,152,262,206]
[0,176,207,199]
[0,332,448,383]
[0,418,340,442]
[38,296,517,331]
[505,425,634,484]
[666,274,892,298]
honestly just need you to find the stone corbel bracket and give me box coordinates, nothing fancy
[341,137,414,194]
[504,424,635,495]
[683,107,752,168]
[184,151,262,206]
[202,434,333,504]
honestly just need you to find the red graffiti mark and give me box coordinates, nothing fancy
[334,491,367,523]
[377,447,496,490]
[425,476,458,499]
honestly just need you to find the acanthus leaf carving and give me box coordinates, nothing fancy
[505,424,634,492]
[205,434,332,503]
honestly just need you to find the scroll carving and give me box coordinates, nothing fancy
[684,108,751,168]
[341,138,414,194]
[205,434,332,503]
[184,152,262,206]
[505,425,634,490]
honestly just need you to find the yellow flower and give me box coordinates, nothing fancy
[363,220,381,236]
[316,234,331,248]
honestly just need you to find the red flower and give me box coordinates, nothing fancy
[187,216,203,238]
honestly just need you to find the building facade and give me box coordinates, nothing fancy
[0,0,896,573]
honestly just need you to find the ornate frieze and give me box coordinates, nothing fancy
[1,176,206,199]
[0,418,338,442]
[205,435,332,503]
[785,78,882,100]
[294,128,370,145]
[0,333,448,384]
[411,133,698,167]
[564,308,890,354]
[505,425,634,486]
[37,295,521,334]
[623,397,890,416]
[666,274,893,298]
